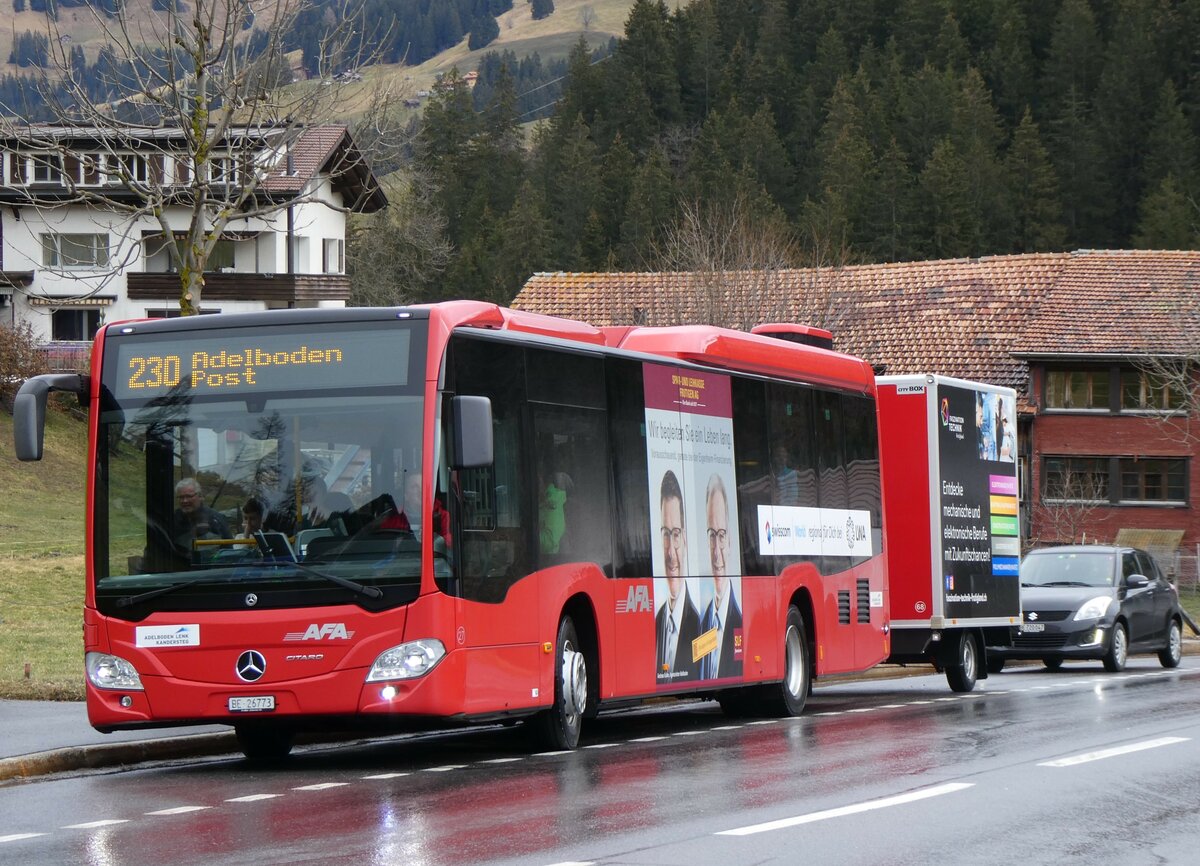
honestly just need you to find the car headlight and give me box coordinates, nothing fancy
[85,652,144,691]
[365,639,446,682]
[1073,596,1114,621]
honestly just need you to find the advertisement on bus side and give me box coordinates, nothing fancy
[644,363,744,687]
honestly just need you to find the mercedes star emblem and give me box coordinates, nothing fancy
[236,650,267,682]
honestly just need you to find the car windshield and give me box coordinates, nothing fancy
[1020,551,1115,587]
[93,318,441,617]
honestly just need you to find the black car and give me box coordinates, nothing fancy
[988,545,1184,673]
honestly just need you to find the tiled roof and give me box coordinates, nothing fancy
[512,250,1200,397]
[259,125,387,212]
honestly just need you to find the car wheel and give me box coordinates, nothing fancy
[1159,619,1183,669]
[530,616,587,750]
[1102,621,1128,672]
[1043,658,1063,671]
[946,631,978,692]
[986,655,1005,674]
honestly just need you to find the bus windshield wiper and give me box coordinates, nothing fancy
[116,562,382,607]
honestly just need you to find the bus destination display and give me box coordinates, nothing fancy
[111,328,412,399]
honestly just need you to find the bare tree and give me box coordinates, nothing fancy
[579,5,597,31]
[1032,462,1110,546]
[642,192,859,332]
[2,0,403,315]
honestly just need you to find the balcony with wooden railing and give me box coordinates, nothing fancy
[126,271,351,303]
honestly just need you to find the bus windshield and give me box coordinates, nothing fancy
[94,318,435,618]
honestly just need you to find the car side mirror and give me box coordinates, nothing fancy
[1126,574,1150,588]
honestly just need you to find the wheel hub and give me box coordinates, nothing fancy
[561,648,587,716]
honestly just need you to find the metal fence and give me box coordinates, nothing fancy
[1169,551,1200,597]
[39,341,91,373]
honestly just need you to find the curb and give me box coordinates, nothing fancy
[0,732,238,783]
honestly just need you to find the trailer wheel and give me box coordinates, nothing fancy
[945,630,978,692]
[235,724,295,764]
[530,616,587,750]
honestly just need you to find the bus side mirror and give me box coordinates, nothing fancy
[13,373,88,461]
[450,395,493,469]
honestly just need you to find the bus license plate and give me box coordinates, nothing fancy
[228,696,275,712]
[1021,623,1045,633]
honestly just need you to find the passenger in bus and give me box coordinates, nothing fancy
[401,472,450,545]
[233,498,265,547]
[772,444,802,505]
[659,469,687,579]
[700,473,743,680]
[538,467,573,555]
[301,477,354,530]
[172,477,232,549]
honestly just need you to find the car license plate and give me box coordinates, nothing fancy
[228,695,275,712]
[1021,623,1045,633]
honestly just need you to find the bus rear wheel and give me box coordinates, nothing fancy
[235,724,295,764]
[764,606,810,716]
[530,616,587,750]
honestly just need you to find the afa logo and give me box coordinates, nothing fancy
[284,622,355,641]
[617,584,651,613]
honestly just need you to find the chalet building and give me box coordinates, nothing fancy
[512,250,1200,565]
[0,123,386,345]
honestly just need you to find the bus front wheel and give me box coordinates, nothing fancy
[531,616,587,750]
[764,606,810,716]
[235,724,295,764]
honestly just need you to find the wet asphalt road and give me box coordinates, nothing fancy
[3,658,1200,865]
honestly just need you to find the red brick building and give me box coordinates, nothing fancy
[512,250,1200,563]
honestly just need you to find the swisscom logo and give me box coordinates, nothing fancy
[765,521,772,543]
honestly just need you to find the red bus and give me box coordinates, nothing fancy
[14,302,888,760]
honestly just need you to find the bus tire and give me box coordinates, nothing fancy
[235,724,295,764]
[531,616,587,750]
[763,606,810,716]
[945,630,979,693]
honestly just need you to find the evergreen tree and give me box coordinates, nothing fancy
[468,13,500,51]
[1141,80,1198,203]
[676,0,722,122]
[619,145,676,265]
[495,180,553,298]
[1133,175,1198,249]
[1004,108,1067,252]
[611,0,682,135]
[530,0,554,21]
[983,5,1036,123]
[919,137,979,258]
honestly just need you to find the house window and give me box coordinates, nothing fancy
[322,238,344,273]
[290,236,310,271]
[31,153,64,184]
[210,157,237,184]
[42,233,110,269]
[1045,369,1109,410]
[110,153,148,184]
[51,309,101,341]
[1119,458,1187,503]
[1042,456,1110,502]
[207,239,236,271]
[1120,370,1186,412]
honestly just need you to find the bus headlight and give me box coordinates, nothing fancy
[86,652,144,691]
[366,639,446,682]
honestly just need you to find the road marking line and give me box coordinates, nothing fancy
[748,719,780,725]
[293,782,350,790]
[0,833,46,843]
[63,819,129,830]
[533,751,573,757]
[424,765,467,772]
[1038,736,1190,767]
[584,743,619,749]
[363,772,412,778]
[146,806,210,816]
[544,862,595,866]
[225,794,279,802]
[674,730,707,736]
[716,783,974,836]
[477,758,521,765]
[712,725,743,730]
[628,736,667,742]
